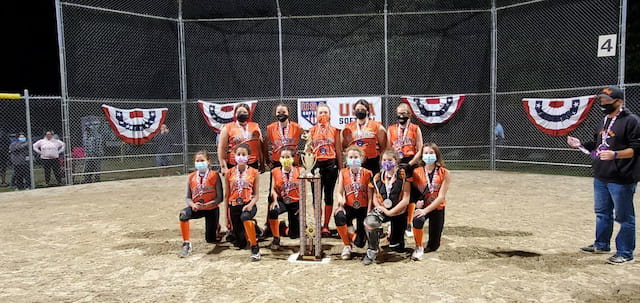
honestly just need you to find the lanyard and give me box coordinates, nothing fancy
[282,168,294,196]
[397,122,409,147]
[600,110,621,147]
[278,121,289,139]
[236,121,250,140]
[424,166,438,194]
[382,170,396,198]
[197,169,210,195]
[351,168,362,198]
[356,118,369,138]
[236,166,247,197]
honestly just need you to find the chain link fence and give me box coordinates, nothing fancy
[2,0,629,191]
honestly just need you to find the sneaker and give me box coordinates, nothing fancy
[412,246,424,260]
[321,226,331,237]
[405,224,413,237]
[362,249,377,265]
[389,242,405,253]
[607,255,634,265]
[250,245,261,261]
[179,242,192,258]
[580,244,610,254]
[270,237,281,250]
[341,245,352,260]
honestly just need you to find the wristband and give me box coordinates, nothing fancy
[614,151,618,159]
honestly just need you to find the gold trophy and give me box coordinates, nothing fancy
[300,132,319,178]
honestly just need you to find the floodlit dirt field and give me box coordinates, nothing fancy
[1,170,639,302]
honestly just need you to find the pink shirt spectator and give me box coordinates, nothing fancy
[33,138,65,159]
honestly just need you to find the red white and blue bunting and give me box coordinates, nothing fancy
[101,104,168,145]
[401,95,465,125]
[197,100,258,133]
[522,95,595,136]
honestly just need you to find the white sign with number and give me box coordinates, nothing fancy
[597,34,617,57]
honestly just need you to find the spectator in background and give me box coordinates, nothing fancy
[0,128,9,186]
[9,133,30,190]
[495,122,505,159]
[155,124,174,177]
[33,130,65,186]
[82,122,104,183]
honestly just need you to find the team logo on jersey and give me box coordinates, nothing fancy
[101,104,168,145]
[401,95,465,125]
[197,100,258,133]
[522,96,595,136]
[299,100,327,126]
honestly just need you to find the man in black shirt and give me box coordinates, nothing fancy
[567,86,640,265]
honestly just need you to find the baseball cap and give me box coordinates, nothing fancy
[596,86,624,100]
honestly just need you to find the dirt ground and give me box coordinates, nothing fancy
[1,170,639,302]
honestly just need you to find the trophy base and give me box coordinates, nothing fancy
[288,252,330,264]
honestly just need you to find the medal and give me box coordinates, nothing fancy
[398,151,404,158]
[284,197,292,204]
[352,201,360,209]
[356,140,364,147]
[383,199,393,208]
[236,197,244,204]
[320,146,327,154]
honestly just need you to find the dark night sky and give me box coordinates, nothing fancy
[0,1,637,96]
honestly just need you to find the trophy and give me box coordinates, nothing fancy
[292,131,324,262]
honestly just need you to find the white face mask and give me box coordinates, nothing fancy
[422,154,437,164]
[194,161,208,171]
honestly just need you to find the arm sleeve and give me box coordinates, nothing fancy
[32,140,41,153]
[214,174,223,204]
[627,115,640,157]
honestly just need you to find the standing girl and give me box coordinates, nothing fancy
[218,103,265,175]
[342,99,387,173]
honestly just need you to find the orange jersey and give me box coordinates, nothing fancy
[388,123,419,158]
[188,170,220,210]
[340,167,373,209]
[226,166,259,206]
[272,166,302,202]
[266,121,302,162]
[309,123,339,161]
[413,166,448,209]
[225,122,262,166]
[344,119,382,159]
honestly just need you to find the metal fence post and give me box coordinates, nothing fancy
[55,0,73,185]
[23,89,36,189]
[178,0,189,174]
[618,0,627,97]
[383,0,389,126]
[490,0,497,170]
[276,0,284,100]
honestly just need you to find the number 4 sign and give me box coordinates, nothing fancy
[597,34,617,57]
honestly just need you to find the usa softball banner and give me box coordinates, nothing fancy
[297,97,382,130]
[101,104,168,145]
[198,100,258,133]
[522,95,595,136]
[401,95,466,125]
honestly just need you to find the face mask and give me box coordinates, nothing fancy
[194,161,208,171]
[397,116,409,124]
[422,154,437,164]
[317,114,330,125]
[276,114,288,122]
[381,160,396,171]
[355,110,368,120]
[18,137,26,143]
[599,102,618,114]
[347,158,362,168]
[237,113,249,123]
[280,157,294,168]
[235,154,249,164]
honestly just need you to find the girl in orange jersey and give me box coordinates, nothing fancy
[267,147,302,250]
[342,99,387,173]
[308,103,342,236]
[225,144,262,261]
[410,143,451,261]
[386,103,423,237]
[218,103,265,175]
[178,150,223,258]
[361,149,411,265]
[263,104,303,238]
[333,146,374,260]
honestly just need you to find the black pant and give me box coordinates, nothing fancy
[364,209,407,251]
[179,207,220,243]
[268,199,300,239]
[42,158,62,184]
[13,164,30,190]
[363,156,380,174]
[229,204,257,248]
[84,159,101,183]
[335,205,367,242]
[413,208,445,251]
[312,159,338,206]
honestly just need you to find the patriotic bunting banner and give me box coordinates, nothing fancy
[522,95,595,136]
[401,95,466,125]
[198,100,258,133]
[101,104,168,145]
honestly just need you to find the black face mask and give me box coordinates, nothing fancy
[397,116,409,124]
[237,113,249,122]
[355,110,368,119]
[276,114,288,122]
[599,102,618,114]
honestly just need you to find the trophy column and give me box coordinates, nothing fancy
[297,174,323,261]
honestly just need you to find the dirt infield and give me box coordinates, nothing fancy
[1,170,638,302]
